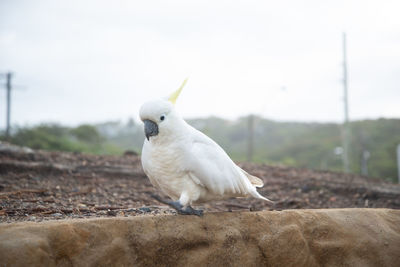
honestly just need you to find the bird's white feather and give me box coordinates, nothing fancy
[183,126,253,196]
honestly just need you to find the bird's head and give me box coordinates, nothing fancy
[139,79,187,141]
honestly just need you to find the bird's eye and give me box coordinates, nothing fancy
[160,115,165,121]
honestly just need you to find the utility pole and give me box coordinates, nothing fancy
[361,150,370,176]
[360,132,370,176]
[342,33,351,173]
[5,72,13,139]
[1,71,24,139]
[247,114,254,162]
[397,144,400,184]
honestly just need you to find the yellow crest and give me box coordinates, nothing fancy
[168,78,188,105]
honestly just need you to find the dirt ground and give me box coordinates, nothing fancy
[1,142,399,223]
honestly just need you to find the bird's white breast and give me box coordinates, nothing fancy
[141,139,197,201]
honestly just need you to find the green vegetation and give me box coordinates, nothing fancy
[2,124,122,155]
[2,117,399,182]
[188,117,400,182]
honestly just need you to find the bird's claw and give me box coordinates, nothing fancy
[150,195,204,216]
[178,206,204,216]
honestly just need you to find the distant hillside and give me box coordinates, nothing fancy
[93,117,399,182]
[188,117,400,182]
[3,117,399,182]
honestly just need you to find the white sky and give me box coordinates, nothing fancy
[0,0,399,127]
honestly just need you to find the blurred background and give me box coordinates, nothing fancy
[1,0,399,181]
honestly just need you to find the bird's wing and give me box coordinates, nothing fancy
[238,167,264,187]
[183,128,254,195]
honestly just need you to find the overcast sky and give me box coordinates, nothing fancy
[0,0,399,127]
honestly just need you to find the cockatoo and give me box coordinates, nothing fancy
[140,79,273,215]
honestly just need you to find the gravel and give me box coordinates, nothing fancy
[1,144,399,223]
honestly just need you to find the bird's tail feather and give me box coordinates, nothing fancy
[239,167,264,187]
[250,188,274,204]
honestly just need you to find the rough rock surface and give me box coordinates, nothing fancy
[0,209,399,266]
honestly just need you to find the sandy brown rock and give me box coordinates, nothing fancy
[0,209,399,266]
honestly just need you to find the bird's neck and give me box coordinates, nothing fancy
[150,118,189,146]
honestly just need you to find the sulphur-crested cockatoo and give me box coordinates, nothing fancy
[140,79,273,215]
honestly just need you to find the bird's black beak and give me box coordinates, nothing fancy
[144,120,159,141]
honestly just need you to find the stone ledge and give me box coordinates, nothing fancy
[0,209,399,266]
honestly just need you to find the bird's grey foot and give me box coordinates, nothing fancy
[181,206,203,216]
[167,201,203,216]
[167,200,184,211]
[150,194,203,216]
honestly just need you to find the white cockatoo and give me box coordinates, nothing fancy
[140,79,273,215]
